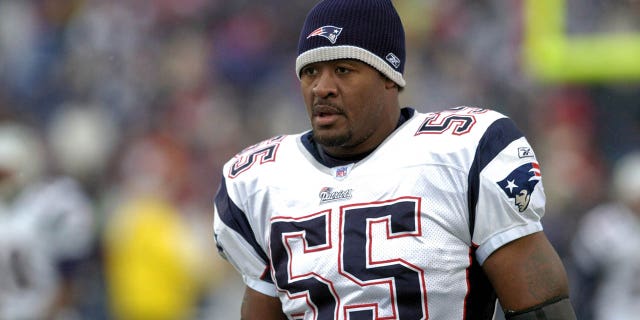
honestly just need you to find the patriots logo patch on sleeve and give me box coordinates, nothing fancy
[306,25,343,44]
[497,162,541,212]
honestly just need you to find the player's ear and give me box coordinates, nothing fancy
[381,74,398,90]
[385,81,397,90]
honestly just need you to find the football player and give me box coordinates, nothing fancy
[213,0,576,319]
[0,122,94,319]
[571,151,640,320]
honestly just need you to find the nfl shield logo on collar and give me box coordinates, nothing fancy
[332,164,353,180]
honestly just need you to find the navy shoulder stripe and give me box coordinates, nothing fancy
[215,177,270,266]
[467,117,524,237]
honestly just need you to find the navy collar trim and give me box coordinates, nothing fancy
[301,107,415,167]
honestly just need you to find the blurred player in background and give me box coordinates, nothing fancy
[570,151,640,320]
[0,121,95,319]
[213,0,576,319]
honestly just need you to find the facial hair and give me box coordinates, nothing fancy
[312,128,352,148]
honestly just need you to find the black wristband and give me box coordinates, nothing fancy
[505,297,576,320]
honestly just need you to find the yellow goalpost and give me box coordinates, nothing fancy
[524,0,640,82]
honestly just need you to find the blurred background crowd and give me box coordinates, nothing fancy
[0,0,638,319]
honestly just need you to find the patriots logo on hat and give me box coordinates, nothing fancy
[497,162,541,212]
[307,25,343,44]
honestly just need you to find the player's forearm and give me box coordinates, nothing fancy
[484,232,572,310]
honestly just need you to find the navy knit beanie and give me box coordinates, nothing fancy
[296,0,406,87]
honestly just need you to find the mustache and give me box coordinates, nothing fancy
[312,99,343,115]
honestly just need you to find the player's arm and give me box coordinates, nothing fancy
[214,177,285,319]
[241,286,287,320]
[482,231,576,319]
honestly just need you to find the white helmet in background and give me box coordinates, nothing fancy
[612,151,640,210]
[48,104,118,181]
[0,122,45,200]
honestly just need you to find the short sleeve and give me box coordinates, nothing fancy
[471,120,545,264]
[213,177,277,297]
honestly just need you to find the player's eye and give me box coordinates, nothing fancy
[336,66,350,74]
[301,66,317,77]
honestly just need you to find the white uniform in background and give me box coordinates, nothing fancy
[0,177,94,319]
[571,151,640,320]
[572,203,640,320]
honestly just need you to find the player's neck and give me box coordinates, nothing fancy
[316,144,371,166]
[315,107,414,166]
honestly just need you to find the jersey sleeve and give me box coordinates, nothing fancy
[213,176,277,297]
[470,117,545,264]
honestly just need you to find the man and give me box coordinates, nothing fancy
[570,151,640,320]
[213,0,576,319]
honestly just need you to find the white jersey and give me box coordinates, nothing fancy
[214,107,545,320]
[0,213,57,319]
[0,177,94,319]
[571,203,640,320]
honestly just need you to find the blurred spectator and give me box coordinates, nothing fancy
[529,87,608,254]
[101,133,213,320]
[570,151,640,320]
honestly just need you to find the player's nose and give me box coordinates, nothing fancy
[312,70,337,98]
